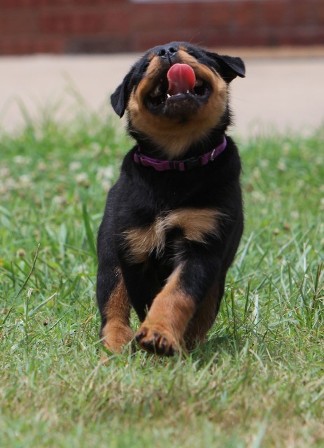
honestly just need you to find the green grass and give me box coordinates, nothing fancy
[0,113,323,448]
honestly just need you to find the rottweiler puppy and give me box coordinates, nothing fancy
[97,42,245,356]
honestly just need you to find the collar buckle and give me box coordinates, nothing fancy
[210,148,218,161]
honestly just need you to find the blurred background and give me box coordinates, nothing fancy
[1,0,323,135]
[1,0,323,54]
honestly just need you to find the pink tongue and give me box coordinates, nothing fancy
[167,63,196,95]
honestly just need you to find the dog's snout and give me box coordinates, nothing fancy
[157,45,178,60]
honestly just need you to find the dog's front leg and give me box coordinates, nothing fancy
[135,246,225,356]
[135,264,195,355]
[99,270,134,354]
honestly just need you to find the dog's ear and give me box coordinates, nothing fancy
[110,68,136,118]
[207,52,245,83]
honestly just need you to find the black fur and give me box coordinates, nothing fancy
[97,42,245,355]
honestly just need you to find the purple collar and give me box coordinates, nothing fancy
[133,136,227,172]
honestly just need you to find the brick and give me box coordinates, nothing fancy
[102,4,132,33]
[291,1,312,25]
[133,4,188,32]
[219,30,269,48]
[39,12,104,35]
[0,37,64,55]
[181,3,204,28]
[317,0,324,22]
[0,0,46,7]
[291,0,324,26]
[0,0,124,7]
[0,0,323,54]
[291,27,324,45]
[0,11,38,34]
[232,0,260,29]
[261,0,290,27]
[133,29,200,52]
[202,3,233,27]
[65,36,130,53]
[177,3,230,30]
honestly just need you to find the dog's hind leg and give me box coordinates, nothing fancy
[184,278,225,350]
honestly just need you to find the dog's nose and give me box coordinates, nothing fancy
[157,45,178,60]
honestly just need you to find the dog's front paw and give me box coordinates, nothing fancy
[135,324,181,356]
[101,322,134,354]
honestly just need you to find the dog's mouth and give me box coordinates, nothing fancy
[145,63,211,118]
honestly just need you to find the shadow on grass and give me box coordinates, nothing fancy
[188,333,243,367]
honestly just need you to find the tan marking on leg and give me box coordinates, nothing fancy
[135,265,195,355]
[101,275,133,353]
[123,208,224,263]
[128,50,228,158]
[185,282,220,350]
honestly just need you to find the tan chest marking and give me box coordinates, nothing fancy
[123,208,223,263]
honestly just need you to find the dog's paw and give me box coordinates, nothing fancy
[102,323,134,354]
[135,324,180,356]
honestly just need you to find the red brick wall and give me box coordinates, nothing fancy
[0,0,323,55]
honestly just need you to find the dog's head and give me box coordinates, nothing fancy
[111,42,245,157]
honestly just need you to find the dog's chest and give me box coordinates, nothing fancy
[122,207,222,263]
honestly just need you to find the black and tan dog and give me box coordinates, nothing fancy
[96,42,245,356]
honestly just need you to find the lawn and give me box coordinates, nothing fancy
[0,113,323,448]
